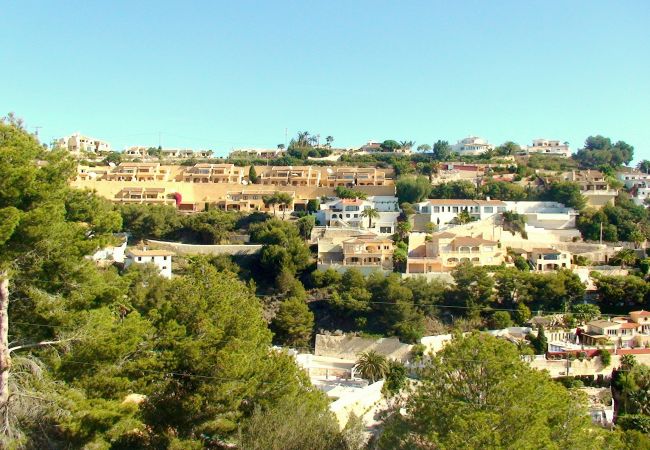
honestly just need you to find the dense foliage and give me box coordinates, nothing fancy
[378,334,601,449]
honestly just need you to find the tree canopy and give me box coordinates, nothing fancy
[379,333,599,449]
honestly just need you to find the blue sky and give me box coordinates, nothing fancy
[1,0,649,160]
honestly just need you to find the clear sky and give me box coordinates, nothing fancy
[1,0,649,160]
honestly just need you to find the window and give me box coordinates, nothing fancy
[137,257,142,262]
[380,226,391,233]
[452,207,459,213]
[433,206,439,213]
[484,207,494,213]
[162,266,167,270]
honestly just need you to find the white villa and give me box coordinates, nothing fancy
[57,132,111,155]
[451,136,494,156]
[413,199,506,230]
[125,247,174,278]
[524,139,571,157]
[316,196,400,234]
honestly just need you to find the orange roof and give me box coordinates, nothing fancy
[632,310,650,316]
[620,323,639,329]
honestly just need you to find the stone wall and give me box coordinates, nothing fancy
[314,334,412,362]
[147,239,262,256]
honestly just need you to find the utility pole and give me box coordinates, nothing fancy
[600,221,603,245]
[33,126,42,136]
[284,128,288,149]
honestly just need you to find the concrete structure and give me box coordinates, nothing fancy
[90,234,128,264]
[125,247,173,278]
[146,240,262,256]
[504,201,578,229]
[316,196,399,234]
[582,311,650,348]
[406,231,504,273]
[524,139,571,157]
[451,136,494,156]
[414,199,506,230]
[317,232,394,272]
[57,132,111,154]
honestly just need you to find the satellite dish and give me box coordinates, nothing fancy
[108,162,116,167]
[326,168,334,174]
[242,180,249,185]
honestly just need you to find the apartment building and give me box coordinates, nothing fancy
[103,162,171,182]
[451,136,494,156]
[57,132,111,154]
[113,187,175,205]
[414,199,506,229]
[524,139,571,157]
[182,163,245,184]
[324,167,389,187]
[582,311,650,348]
[214,190,302,213]
[316,196,400,234]
[258,166,321,187]
[406,231,504,273]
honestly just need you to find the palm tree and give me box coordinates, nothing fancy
[613,248,637,268]
[620,354,637,371]
[277,144,285,150]
[361,208,380,229]
[453,210,473,225]
[296,131,310,147]
[325,136,334,148]
[355,351,389,383]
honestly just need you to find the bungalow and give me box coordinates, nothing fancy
[125,247,174,278]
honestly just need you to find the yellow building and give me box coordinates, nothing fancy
[182,163,245,184]
[407,232,504,273]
